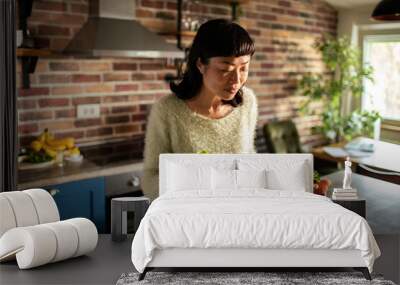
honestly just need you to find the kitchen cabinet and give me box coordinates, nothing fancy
[44,177,106,233]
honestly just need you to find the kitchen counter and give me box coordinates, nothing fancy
[18,138,145,190]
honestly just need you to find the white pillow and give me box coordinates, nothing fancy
[211,169,268,190]
[237,159,308,192]
[266,162,307,191]
[166,158,236,171]
[212,169,237,190]
[237,169,267,189]
[167,162,212,191]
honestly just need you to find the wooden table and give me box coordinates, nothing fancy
[312,142,347,164]
[313,138,400,184]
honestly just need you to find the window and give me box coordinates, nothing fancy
[362,34,400,121]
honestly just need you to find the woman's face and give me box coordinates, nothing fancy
[197,55,251,100]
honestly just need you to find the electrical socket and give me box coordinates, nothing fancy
[77,104,100,119]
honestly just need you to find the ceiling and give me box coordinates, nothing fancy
[324,0,379,9]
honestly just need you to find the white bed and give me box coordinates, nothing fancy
[131,154,380,280]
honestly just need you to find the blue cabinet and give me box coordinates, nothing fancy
[44,177,106,233]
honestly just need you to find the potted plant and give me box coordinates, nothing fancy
[297,36,380,143]
[313,171,331,196]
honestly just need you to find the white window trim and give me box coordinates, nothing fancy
[341,25,400,115]
[362,33,400,120]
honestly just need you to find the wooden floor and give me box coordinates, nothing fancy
[1,172,399,284]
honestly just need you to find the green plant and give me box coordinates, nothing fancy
[25,150,53,163]
[297,36,380,143]
[313,170,320,183]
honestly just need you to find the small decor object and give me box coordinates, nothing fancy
[313,171,331,196]
[345,138,375,153]
[182,0,202,32]
[343,157,352,190]
[332,158,359,200]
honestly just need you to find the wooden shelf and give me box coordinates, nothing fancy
[159,31,197,38]
[179,31,197,37]
[215,0,250,4]
[16,48,59,89]
[16,48,56,57]
[161,0,250,82]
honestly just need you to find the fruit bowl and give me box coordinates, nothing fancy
[18,160,55,170]
[20,128,82,168]
[64,154,83,163]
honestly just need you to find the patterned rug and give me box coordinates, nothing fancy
[116,271,396,285]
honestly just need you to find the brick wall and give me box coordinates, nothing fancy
[17,0,337,148]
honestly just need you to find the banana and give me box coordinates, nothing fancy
[47,137,75,149]
[63,137,75,149]
[34,129,75,154]
[43,143,66,151]
[42,145,57,158]
[44,128,54,142]
[30,140,42,152]
[70,147,80,156]
[44,128,75,149]
[64,147,80,157]
[37,132,46,144]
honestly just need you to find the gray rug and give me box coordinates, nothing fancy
[116,271,396,285]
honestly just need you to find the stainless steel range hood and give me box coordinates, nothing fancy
[64,0,184,59]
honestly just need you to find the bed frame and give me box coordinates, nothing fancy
[139,248,371,280]
[138,154,372,281]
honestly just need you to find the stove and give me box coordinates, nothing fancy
[80,137,146,234]
[80,137,145,166]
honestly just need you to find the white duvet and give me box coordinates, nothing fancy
[131,190,380,273]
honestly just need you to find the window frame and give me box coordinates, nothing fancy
[362,34,400,120]
[358,28,400,143]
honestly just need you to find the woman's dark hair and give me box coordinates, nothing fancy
[170,19,255,107]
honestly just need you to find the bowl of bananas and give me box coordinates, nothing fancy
[19,129,82,170]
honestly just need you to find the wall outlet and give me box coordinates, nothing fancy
[77,104,100,118]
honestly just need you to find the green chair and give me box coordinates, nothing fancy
[263,120,302,153]
[263,120,338,175]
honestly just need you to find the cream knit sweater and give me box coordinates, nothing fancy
[142,86,258,200]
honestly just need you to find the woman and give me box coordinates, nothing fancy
[142,19,258,200]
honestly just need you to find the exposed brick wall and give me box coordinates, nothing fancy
[17,0,337,148]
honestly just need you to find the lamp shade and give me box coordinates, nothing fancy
[371,0,400,21]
